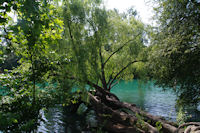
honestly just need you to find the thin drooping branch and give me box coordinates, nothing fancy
[107,71,114,85]
[110,80,119,89]
[66,17,108,91]
[104,33,141,66]
[66,18,75,46]
[108,60,143,90]
[104,39,133,65]
[87,19,96,32]
[89,19,107,90]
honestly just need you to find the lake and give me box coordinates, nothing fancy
[37,80,200,132]
[111,80,177,120]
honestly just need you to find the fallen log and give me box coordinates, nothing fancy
[88,93,160,133]
[88,90,179,133]
[177,122,200,133]
[104,90,178,133]
[108,98,177,133]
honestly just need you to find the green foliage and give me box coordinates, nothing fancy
[0,0,147,132]
[155,121,162,132]
[0,69,62,132]
[135,113,148,131]
[0,95,40,132]
[61,0,146,91]
[148,0,200,106]
[176,106,188,125]
[0,0,65,131]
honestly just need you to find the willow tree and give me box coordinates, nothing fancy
[59,1,179,132]
[61,0,145,96]
[148,0,200,106]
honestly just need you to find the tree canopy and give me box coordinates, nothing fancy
[1,0,200,132]
[0,0,147,131]
[148,0,200,105]
[60,0,146,93]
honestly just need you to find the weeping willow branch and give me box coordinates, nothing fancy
[108,60,143,90]
[88,18,107,90]
[104,33,141,66]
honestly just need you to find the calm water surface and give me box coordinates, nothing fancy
[37,80,200,132]
[111,80,177,120]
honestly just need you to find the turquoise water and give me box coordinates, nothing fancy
[36,80,179,132]
[1,80,199,132]
[111,80,200,121]
[111,80,177,120]
[37,80,200,132]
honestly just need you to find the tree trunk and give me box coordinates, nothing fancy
[88,90,178,133]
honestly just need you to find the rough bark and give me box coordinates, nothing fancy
[177,122,200,133]
[88,93,153,133]
[67,75,197,132]
[108,98,178,133]
[88,90,179,133]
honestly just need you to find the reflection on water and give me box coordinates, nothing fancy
[38,105,65,133]
[37,105,97,133]
[37,80,200,132]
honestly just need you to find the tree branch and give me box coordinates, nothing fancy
[99,46,107,89]
[104,33,141,66]
[66,18,75,46]
[110,80,119,89]
[108,60,143,90]
[88,18,107,90]
[66,73,119,101]
[107,71,114,85]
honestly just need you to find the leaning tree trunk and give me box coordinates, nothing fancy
[68,76,197,132]
[88,89,179,133]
